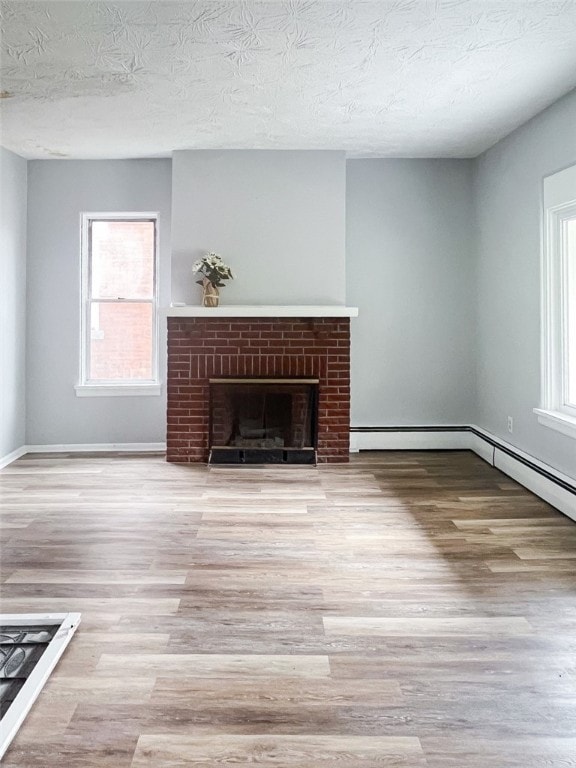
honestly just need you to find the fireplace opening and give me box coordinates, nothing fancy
[209,379,318,465]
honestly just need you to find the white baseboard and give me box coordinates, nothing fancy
[25,442,166,454]
[469,425,576,482]
[468,425,576,523]
[0,445,28,470]
[466,430,495,464]
[350,429,470,452]
[494,450,576,523]
[0,443,167,468]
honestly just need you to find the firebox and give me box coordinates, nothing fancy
[209,378,318,465]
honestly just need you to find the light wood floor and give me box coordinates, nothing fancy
[1,450,576,767]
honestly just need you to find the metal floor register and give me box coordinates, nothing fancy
[0,613,81,759]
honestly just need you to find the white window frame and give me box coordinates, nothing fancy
[535,163,576,439]
[75,212,161,397]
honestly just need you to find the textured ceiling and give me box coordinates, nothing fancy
[1,0,576,159]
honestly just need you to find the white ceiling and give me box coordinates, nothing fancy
[1,0,576,160]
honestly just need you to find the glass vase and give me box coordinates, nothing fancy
[202,279,220,307]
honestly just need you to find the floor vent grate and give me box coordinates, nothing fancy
[0,613,81,760]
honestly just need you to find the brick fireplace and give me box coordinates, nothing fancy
[166,308,356,463]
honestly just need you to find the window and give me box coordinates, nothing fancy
[535,163,576,437]
[76,213,160,396]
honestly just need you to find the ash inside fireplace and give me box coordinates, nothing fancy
[233,392,290,447]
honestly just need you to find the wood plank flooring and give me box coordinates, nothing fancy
[1,450,576,767]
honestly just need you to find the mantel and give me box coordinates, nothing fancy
[165,305,359,318]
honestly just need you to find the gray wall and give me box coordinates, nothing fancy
[19,90,576,477]
[0,148,27,459]
[171,150,346,305]
[26,159,172,445]
[474,89,576,480]
[346,159,476,426]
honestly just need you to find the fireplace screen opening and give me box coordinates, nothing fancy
[209,379,318,464]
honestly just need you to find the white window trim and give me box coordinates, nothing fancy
[534,407,576,439]
[77,212,161,397]
[74,384,162,397]
[535,163,576,439]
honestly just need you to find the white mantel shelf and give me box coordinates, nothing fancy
[165,305,359,318]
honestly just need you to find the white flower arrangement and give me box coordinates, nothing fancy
[193,252,234,287]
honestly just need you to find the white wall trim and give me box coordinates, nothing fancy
[166,305,359,317]
[539,164,576,428]
[0,444,167,467]
[466,429,495,464]
[494,449,576,523]
[469,424,576,487]
[0,445,28,470]
[533,407,576,440]
[79,212,161,391]
[350,428,470,452]
[25,442,166,454]
[74,384,162,398]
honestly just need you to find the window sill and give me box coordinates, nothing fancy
[75,384,162,398]
[534,408,576,440]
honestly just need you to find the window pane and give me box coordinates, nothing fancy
[91,220,154,299]
[567,217,576,407]
[89,302,153,381]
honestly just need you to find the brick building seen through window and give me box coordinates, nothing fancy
[81,215,158,386]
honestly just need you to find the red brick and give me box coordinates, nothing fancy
[166,316,351,464]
